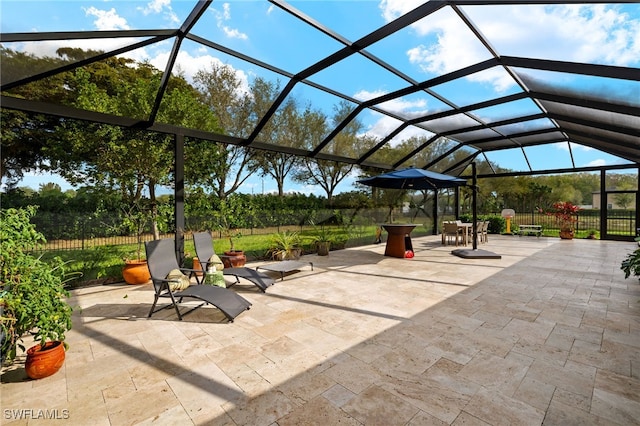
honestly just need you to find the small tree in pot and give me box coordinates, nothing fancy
[1,207,74,378]
[121,200,152,284]
[215,198,249,267]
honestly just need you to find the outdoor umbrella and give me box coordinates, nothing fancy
[357,167,467,190]
[358,166,500,259]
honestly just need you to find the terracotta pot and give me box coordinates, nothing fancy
[559,230,574,240]
[122,260,151,284]
[223,251,246,268]
[25,341,66,380]
[192,257,204,277]
[316,241,330,256]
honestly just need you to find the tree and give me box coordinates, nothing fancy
[192,62,258,199]
[0,47,71,183]
[45,52,218,239]
[249,79,306,197]
[293,101,367,205]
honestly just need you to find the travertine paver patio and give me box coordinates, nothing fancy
[2,235,639,425]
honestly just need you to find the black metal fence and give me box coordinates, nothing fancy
[32,207,436,251]
[26,207,638,251]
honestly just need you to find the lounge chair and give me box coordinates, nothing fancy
[145,238,251,321]
[192,232,275,293]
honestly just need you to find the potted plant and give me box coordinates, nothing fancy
[539,201,580,239]
[217,199,247,267]
[268,231,302,260]
[1,207,74,379]
[312,225,333,256]
[121,202,151,284]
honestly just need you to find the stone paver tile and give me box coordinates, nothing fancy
[166,361,244,418]
[544,331,575,351]
[373,347,438,381]
[451,411,492,425]
[595,365,640,400]
[276,395,360,426]
[591,388,640,425]
[425,330,481,365]
[222,390,296,426]
[191,410,237,426]
[544,399,611,425]
[440,312,485,331]
[569,339,632,377]
[502,317,556,346]
[276,370,336,406]
[345,340,393,364]
[271,349,329,379]
[459,351,529,396]
[513,376,556,411]
[225,363,274,397]
[322,354,382,394]
[463,387,544,426]
[260,336,308,364]
[104,381,179,425]
[341,385,419,426]
[135,404,193,425]
[380,366,479,424]
[463,327,518,358]
[471,310,512,328]
[604,327,640,348]
[321,384,356,408]
[552,323,603,345]
[66,396,110,426]
[526,358,596,398]
[589,369,640,424]
[552,387,592,412]
[511,339,569,367]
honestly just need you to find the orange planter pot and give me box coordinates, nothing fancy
[223,250,246,268]
[559,230,574,240]
[122,260,151,284]
[192,257,204,277]
[25,341,66,380]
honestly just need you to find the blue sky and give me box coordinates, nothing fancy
[2,1,639,195]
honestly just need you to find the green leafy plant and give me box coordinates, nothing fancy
[621,237,640,280]
[268,231,302,260]
[1,206,75,364]
[121,200,149,261]
[215,199,247,252]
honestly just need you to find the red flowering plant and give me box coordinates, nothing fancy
[539,201,581,232]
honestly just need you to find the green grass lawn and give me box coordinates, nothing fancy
[40,225,375,288]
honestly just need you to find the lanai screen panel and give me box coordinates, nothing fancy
[0,0,638,178]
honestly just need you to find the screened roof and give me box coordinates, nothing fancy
[1,0,639,178]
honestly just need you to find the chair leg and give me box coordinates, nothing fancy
[148,295,160,318]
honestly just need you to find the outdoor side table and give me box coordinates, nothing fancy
[382,224,417,258]
[256,260,314,281]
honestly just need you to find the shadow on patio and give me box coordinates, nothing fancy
[2,235,638,425]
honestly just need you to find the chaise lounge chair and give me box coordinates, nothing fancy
[145,238,251,321]
[192,232,275,293]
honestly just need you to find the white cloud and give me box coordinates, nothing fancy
[354,89,428,116]
[568,142,594,152]
[84,7,130,30]
[137,0,180,25]
[211,3,248,40]
[377,2,640,93]
[465,4,640,67]
[584,159,607,167]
